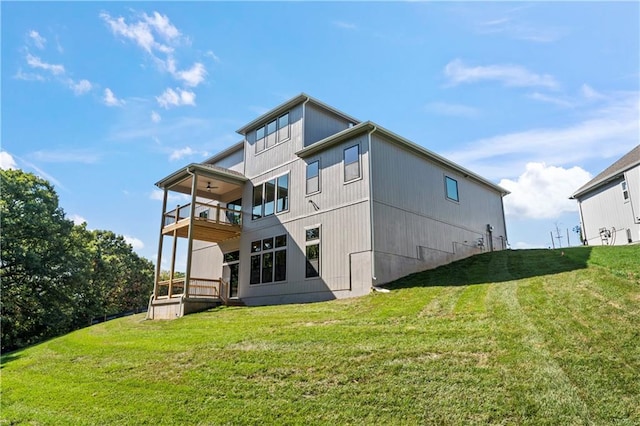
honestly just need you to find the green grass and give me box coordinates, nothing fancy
[2,246,639,425]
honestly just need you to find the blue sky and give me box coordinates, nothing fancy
[2,2,638,262]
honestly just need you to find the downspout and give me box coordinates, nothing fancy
[577,199,588,245]
[367,124,377,284]
[500,192,508,248]
[184,167,198,298]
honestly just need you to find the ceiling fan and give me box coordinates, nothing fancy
[205,181,219,192]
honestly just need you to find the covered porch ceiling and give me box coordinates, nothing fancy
[155,163,247,200]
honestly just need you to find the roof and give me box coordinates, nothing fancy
[296,121,509,196]
[155,163,247,189]
[236,93,360,135]
[571,144,640,199]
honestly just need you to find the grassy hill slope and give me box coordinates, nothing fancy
[2,246,639,425]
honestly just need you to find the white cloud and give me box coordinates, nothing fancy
[332,20,357,30]
[103,88,124,106]
[143,11,181,40]
[100,12,162,54]
[69,79,93,95]
[445,91,639,180]
[29,30,47,49]
[205,50,220,62]
[169,146,194,161]
[175,62,206,87]
[124,235,145,250]
[527,92,573,108]
[0,151,18,169]
[14,68,45,81]
[499,163,592,219]
[581,84,605,101]
[151,111,162,123]
[69,214,87,225]
[26,53,65,75]
[444,59,558,89]
[425,102,479,118]
[156,87,196,109]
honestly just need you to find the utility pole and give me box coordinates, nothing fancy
[566,228,571,247]
[550,231,555,249]
[554,222,564,248]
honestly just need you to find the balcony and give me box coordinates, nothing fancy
[162,202,242,243]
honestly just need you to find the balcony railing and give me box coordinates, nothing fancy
[157,277,228,300]
[163,202,242,228]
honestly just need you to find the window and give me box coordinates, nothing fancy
[254,111,291,154]
[445,176,459,202]
[250,234,287,285]
[252,174,289,220]
[305,226,321,278]
[255,126,265,153]
[252,185,263,219]
[344,145,360,182]
[278,113,290,142]
[306,161,320,194]
[276,174,289,212]
[622,181,629,201]
[266,120,277,148]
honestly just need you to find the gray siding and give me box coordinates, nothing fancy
[579,166,640,245]
[370,134,507,284]
[303,103,352,147]
[213,148,244,174]
[244,105,304,178]
[238,135,372,305]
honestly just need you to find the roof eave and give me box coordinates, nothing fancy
[236,93,361,135]
[155,163,247,189]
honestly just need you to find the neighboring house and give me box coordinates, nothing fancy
[148,94,509,319]
[571,145,640,246]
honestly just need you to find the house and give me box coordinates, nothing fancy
[147,94,509,319]
[571,145,640,246]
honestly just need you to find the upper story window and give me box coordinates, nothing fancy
[252,173,289,220]
[306,160,320,194]
[255,126,265,153]
[622,181,629,201]
[344,145,360,182]
[255,112,290,154]
[278,113,289,142]
[445,176,459,202]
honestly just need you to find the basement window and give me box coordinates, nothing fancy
[250,234,287,285]
[305,226,321,278]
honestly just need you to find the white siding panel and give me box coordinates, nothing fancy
[579,173,640,245]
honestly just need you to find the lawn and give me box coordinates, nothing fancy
[2,246,639,425]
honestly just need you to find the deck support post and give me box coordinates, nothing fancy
[169,227,178,297]
[154,188,168,298]
[184,173,198,298]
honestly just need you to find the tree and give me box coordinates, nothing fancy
[1,170,154,352]
[1,169,82,350]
